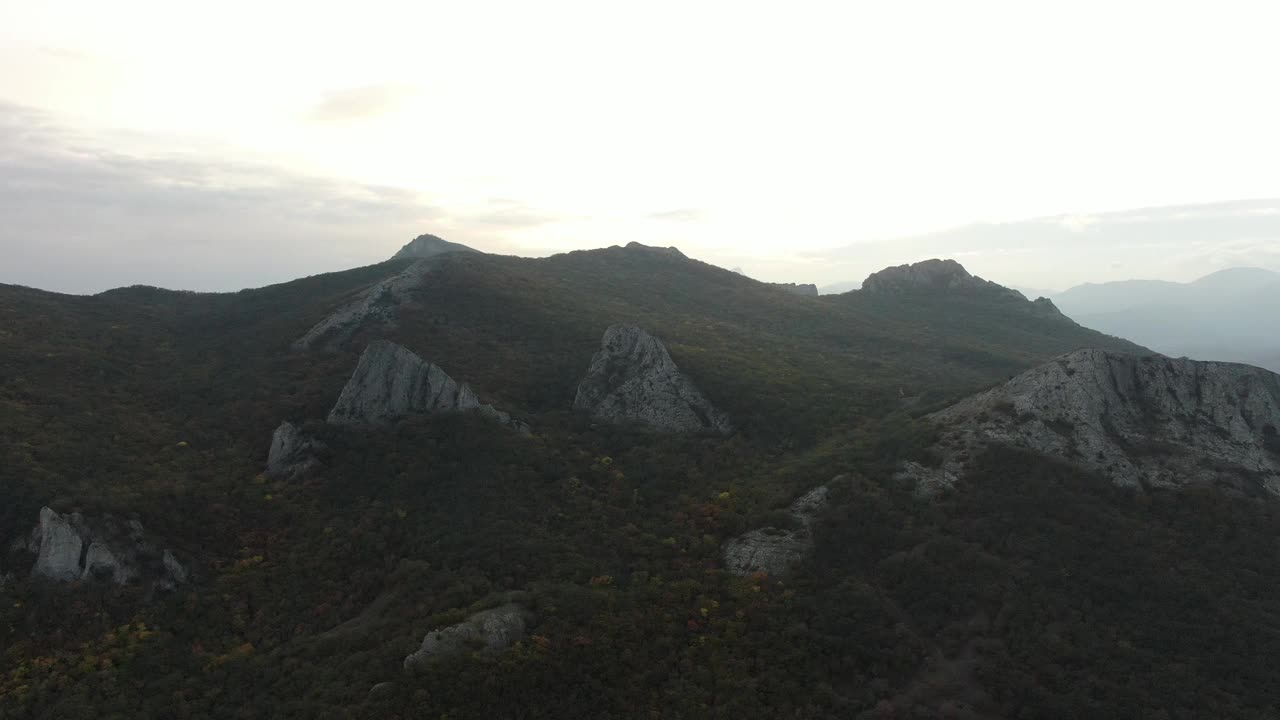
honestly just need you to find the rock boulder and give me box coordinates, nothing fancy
[574,325,732,434]
[328,340,527,432]
[266,421,323,479]
[404,603,532,671]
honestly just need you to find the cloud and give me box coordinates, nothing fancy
[1059,215,1097,233]
[461,198,561,228]
[308,84,417,124]
[0,101,446,293]
[647,208,703,222]
[38,46,92,62]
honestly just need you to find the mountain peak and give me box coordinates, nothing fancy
[862,258,1024,299]
[1191,266,1280,291]
[391,233,478,260]
[624,241,686,258]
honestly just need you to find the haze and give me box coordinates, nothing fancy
[3,1,1280,294]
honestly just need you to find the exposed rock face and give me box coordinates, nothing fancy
[391,233,477,260]
[403,604,532,671]
[1030,297,1064,317]
[293,261,433,351]
[19,507,189,590]
[768,282,819,297]
[32,507,83,582]
[895,461,960,500]
[862,259,1024,299]
[328,340,527,432]
[723,485,830,576]
[574,325,732,434]
[911,349,1280,495]
[266,421,322,479]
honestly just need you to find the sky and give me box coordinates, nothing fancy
[2,0,1280,294]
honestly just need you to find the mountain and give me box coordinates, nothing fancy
[1052,267,1280,372]
[390,232,478,260]
[9,246,1280,719]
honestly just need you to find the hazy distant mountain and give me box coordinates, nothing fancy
[391,233,478,260]
[1052,267,1280,372]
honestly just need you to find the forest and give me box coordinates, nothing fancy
[3,246,1272,719]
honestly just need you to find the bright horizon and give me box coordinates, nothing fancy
[4,1,1280,293]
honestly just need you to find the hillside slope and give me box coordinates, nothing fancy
[19,246,1272,720]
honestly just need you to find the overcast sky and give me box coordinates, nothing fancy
[3,1,1280,293]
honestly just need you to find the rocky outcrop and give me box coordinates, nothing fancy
[17,507,188,591]
[574,325,732,434]
[624,241,686,258]
[895,461,960,500]
[722,484,830,576]
[391,233,477,260]
[1030,297,1064,317]
[328,340,527,432]
[909,349,1280,495]
[266,421,323,479]
[768,282,819,297]
[292,262,433,351]
[862,259,1025,300]
[403,603,532,671]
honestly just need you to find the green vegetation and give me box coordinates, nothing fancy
[8,247,1261,719]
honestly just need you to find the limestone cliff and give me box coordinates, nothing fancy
[901,349,1280,496]
[292,261,433,351]
[327,340,527,431]
[722,484,830,576]
[15,507,189,591]
[573,325,732,434]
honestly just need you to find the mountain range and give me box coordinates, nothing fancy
[1050,267,1280,372]
[2,236,1279,719]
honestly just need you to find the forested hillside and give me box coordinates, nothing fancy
[10,246,1278,719]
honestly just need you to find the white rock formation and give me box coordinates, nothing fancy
[723,485,831,576]
[266,421,322,479]
[906,349,1280,495]
[403,603,532,671]
[293,261,433,351]
[327,340,527,432]
[32,507,84,582]
[21,507,189,590]
[574,325,732,434]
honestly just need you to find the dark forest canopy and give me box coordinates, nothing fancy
[7,246,1277,719]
